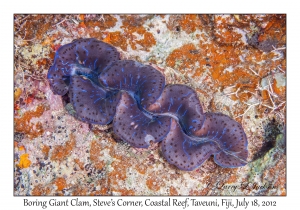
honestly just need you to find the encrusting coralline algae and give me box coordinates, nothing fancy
[14,14,286,195]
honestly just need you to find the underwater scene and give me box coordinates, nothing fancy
[14,14,286,196]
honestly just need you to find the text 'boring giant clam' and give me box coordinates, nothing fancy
[47,38,248,171]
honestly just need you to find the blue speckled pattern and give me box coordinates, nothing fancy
[69,75,121,125]
[99,60,165,109]
[47,38,248,170]
[113,91,171,148]
[147,84,206,136]
[47,38,120,95]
